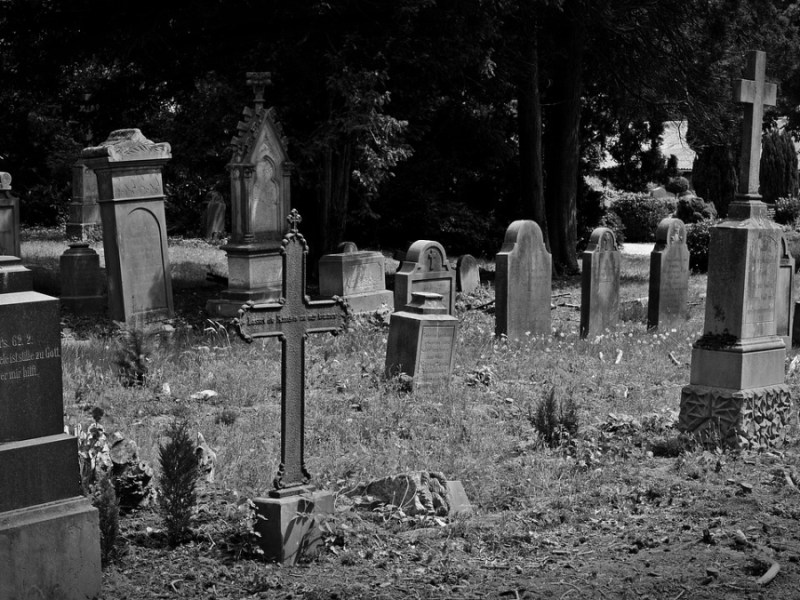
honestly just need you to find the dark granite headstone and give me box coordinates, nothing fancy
[394,240,456,314]
[0,172,21,257]
[495,220,552,339]
[65,160,101,240]
[385,292,459,388]
[0,258,101,598]
[456,254,480,294]
[59,242,105,315]
[647,218,689,330]
[81,128,174,325]
[580,227,620,338]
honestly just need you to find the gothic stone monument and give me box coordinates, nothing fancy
[235,210,347,564]
[318,242,393,314]
[81,128,174,325]
[394,240,456,314]
[580,227,620,338]
[207,72,293,317]
[495,220,552,339]
[647,217,690,330]
[0,172,20,257]
[385,292,459,388]
[679,50,791,449]
[0,257,101,599]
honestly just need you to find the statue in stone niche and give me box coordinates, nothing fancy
[250,153,280,236]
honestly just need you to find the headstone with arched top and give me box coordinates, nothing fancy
[580,227,620,338]
[647,217,689,330]
[393,240,456,315]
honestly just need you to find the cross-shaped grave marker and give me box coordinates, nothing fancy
[235,209,348,498]
[733,49,777,199]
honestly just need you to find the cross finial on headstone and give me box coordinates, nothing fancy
[287,208,302,233]
[0,173,11,191]
[246,72,272,111]
[733,50,777,199]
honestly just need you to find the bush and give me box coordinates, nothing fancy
[608,191,675,242]
[159,420,199,546]
[665,176,690,195]
[774,197,800,226]
[675,195,717,224]
[530,387,578,448]
[686,219,717,272]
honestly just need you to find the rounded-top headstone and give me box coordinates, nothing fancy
[456,254,480,293]
[585,227,618,253]
[405,240,447,272]
[338,241,358,254]
[654,217,686,249]
[0,172,11,190]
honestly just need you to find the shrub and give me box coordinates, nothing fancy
[665,176,690,195]
[159,420,199,546]
[608,191,675,242]
[760,129,799,203]
[530,387,578,448]
[577,183,626,252]
[774,197,800,226]
[675,195,717,224]
[686,219,717,272]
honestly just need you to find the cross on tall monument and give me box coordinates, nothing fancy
[235,209,348,497]
[732,50,777,205]
[246,71,272,111]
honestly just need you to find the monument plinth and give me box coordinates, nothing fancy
[679,50,791,449]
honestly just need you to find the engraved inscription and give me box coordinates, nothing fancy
[418,326,455,383]
[344,262,383,295]
[744,233,778,326]
[660,252,689,310]
[0,333,59,383]
[124,207,168,317]
[112,173,162,199]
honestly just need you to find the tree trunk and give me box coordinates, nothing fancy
[544,8,584,274]
[320,142,353,254]
[518,26,548,249]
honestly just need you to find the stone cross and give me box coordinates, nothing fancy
[247,72,272,111]
[235,209,347,498]
[733,50,777,199]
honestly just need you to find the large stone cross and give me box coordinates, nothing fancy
[235,209,347,498]
[733,50,777,198]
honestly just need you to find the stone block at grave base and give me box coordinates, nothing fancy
[60,242,106,314]
[689,338,786,390]
[207,245,283,318]
[679,383,792,449]
[0,496,101,600]
[0,257,33,294]
[319,250,393,314]
[253,488,334,565]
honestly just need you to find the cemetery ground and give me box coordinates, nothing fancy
[21,229,800,599]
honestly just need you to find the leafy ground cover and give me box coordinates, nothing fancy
[21,231,800,599]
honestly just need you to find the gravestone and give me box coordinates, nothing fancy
[0,172,21,257]
[60,242,105,314]
[0,257,101,598]
[580,227,620,338]
[394,240,456,314]
[679,50,791,449]
[65,160,101,240]
[495,220,552,339]
[318,242,393,314]
[456,254,480,294]
[235,209,347,564]
[204,190,227,240]
[207,72,293,317]
[81,128,174,325]
[776,235,795,349]
[647,217,689,330]
[385,292,459,388]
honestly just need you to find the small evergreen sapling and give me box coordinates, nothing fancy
[159,420,199,546]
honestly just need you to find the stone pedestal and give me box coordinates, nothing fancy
[82,128,174,325]
[0,173,20,257]
[318,247,393,314]
[253,487,334,565]
[385,292,458,388]
[206,243,283,317]
[679,203,790,449]
[0,260,101,599]
[65,161,101,240]
[59,242,105,314]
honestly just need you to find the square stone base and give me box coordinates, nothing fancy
[340,290,394,314]
[253,488,334,565]
[679,383,792,449]
[689,340,786,389]
[0,496,101,600]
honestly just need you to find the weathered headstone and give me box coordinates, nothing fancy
[235,209,347,564]
[679,50,791,449]
[580,227,620,338]
[495,220,552,339]
[385,292,459,388]
[0,172,20,257]
[394,240,456,314]
[81,128,174,325]
[65,160,101,240]
[207,72,293,317]
[0,256,101,598]
[318,242,393,314]
[204,190,227,240]
[456,254,480,294]
[776,235,795,349]
[59,242,105,314]
[647,217,690,330]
